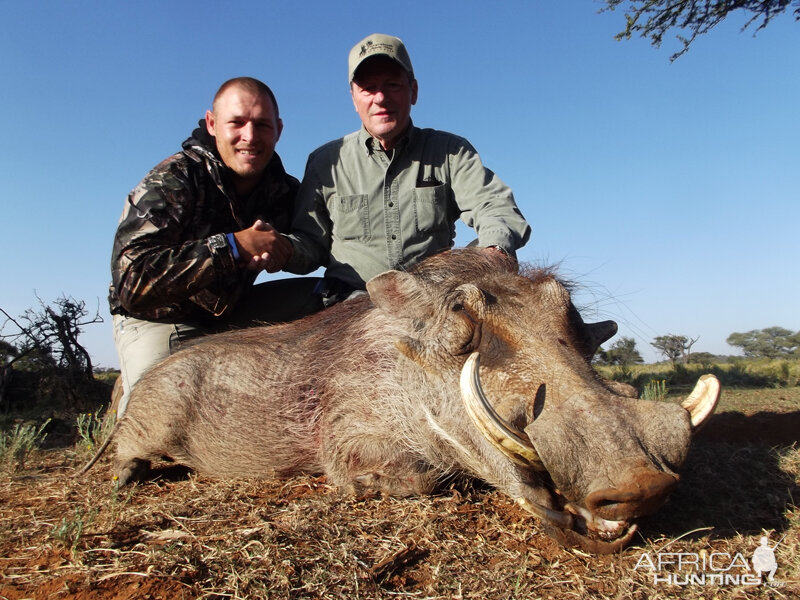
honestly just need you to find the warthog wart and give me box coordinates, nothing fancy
[83,248,719,553]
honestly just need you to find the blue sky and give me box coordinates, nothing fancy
[1,1,798,367]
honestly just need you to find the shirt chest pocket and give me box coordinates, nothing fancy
[332,194,370,241]
[413,184,448,233]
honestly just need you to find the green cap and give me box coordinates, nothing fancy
[348,33,414,82]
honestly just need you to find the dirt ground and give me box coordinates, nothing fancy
[1,390,799,599]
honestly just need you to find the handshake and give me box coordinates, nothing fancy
[231,219,293,273]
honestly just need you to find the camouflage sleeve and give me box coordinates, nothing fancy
[110,158,243,318]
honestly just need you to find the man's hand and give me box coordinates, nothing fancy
[481,245,517,271]
[233,220,293,273]
[482,245,508,258]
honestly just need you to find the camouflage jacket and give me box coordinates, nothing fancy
[109,124,299,321]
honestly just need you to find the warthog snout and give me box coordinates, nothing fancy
[584,468,679,522]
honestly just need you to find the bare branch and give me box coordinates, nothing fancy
[0,295,103,376]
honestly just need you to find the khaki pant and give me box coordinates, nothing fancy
[113,277,322,417]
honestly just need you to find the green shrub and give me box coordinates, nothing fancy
[74,408,114,460]
[0,419,50,472]
[3,367,116,415]
[598,358,800,390]
[611,363,633,384]
[50,506,98,554]
[641,379,668,402]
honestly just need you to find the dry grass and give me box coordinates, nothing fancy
[1,389,798,599]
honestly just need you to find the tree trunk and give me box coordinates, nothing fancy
[0,364,11,412]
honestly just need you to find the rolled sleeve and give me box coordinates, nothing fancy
[285,155,332,274]
[448,137,531,254]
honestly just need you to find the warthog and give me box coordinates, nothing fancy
[84,248,719,553]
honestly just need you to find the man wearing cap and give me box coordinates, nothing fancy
[286,33,530,303]
[109,77,322,417]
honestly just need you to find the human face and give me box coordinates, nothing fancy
[205,86,283,195]
[351,56,417,150]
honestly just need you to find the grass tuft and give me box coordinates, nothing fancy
[0,418,50,472]
[49,506,98,556]
[74,407,114,460]
[640,379,668,402]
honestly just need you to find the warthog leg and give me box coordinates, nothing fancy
[351,468,439,497]
[115,457,151,487]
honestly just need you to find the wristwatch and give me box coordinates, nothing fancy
[208,233,227,251]
[488,245,510,257]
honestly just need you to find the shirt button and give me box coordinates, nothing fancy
[391,234,397,240]
[388,202,394,207]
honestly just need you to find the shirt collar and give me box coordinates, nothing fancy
[359,120,415,155]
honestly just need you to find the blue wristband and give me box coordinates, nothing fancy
[225,232,240,260]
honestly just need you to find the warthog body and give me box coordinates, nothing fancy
[93,249,719,552]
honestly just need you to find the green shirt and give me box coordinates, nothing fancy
[286,124,531,289]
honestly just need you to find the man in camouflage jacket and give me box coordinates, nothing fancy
[109,77,321,416]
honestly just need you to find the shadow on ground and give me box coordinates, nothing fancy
[637,410,799,542]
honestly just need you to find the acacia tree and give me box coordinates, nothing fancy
[1,295,101,376]
[726,326,800,358]
[652,334,699,364]
[602,0,800,60]
[605,336,645,366]
[0,295,102,408]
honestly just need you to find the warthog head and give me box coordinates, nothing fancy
[367,249,719,553]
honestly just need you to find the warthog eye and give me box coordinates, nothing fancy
[452,303,464,312]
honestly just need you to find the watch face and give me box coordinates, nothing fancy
[209,234,226,249]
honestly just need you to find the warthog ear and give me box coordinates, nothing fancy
[582,320,618,356]
[448,284,485,355]
[452,284,487,320]
[367,270,434,320]
[568,302,618,359]
[384,281,485,364]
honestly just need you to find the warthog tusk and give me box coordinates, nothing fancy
[564,503,626,539]
[681,374,720,430]
[516,497,574,529]
[460,352,546,471]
